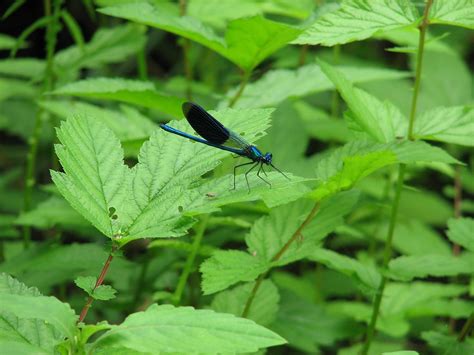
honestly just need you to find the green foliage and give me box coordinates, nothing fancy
[90,304,286,353]
[75,276,117,301]
[429,0,474,29]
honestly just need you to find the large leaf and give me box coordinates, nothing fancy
[422,331,474,355]
[318,59,408,143]
[222,63,410,109]
[52,109,303,243]
[51,78,184,117]
[413,106,474,146]
[90,304,286,353]
[211,280,280,326]
[99,2,302,71]
[447,217,474,252]
[295,0,418,46]
[0,274,77,341]
[51,115,131,238]
[389,253,474,281]
[429,0,474,29]
[0,58,44,79]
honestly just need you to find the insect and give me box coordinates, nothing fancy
[159,102,289,191]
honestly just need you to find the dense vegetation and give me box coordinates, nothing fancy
[0,0,473,354]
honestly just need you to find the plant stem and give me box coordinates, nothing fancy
[78,244,117,323]
[22,0,60,248]
[458,312,474,341]
[179,0,193,101]
[330,45,341,117]
[298,44,308,67]
[228,70,250,108]
[361,1,433,353]
[172,215,209,305]
[242,202,320,317]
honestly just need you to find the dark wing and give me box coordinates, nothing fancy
[182,102,230,145]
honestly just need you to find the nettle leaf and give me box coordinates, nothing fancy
[0,273,77,341]
[0,58,44,79]
[308,248,381,293]
[74,275,95,295]
[422,331,474,355]
[413,106,474,146]
[15,195,89,229]
[211,280,280,326]
[222,63,410,109]
[310,140,459,200]
[294,0,418,46]
[54,24,146,72]
[200,250,270,295]
[52,109,302,243]
[202,191,358,294]
[447,217,474,251]
[51,78,184,117]
[90,304,286,353]
[51,116,131,238]
[98,2,302,71]
[74,276,116,301]
[39,100,156,144]
[389,253,474,281]
[429,0,474,29]
[318,59,408,143]
[0,274,67,354]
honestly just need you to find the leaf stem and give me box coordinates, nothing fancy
[228,70,251,108]
[361,1,433,353]
[22,0,60,248]
[172,215,209,305]
[458,312,474,342]
[78,244,117,323]
[298,44,308,67]
[242,202,320,317]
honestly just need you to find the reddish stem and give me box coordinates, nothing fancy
[78,245,116,323]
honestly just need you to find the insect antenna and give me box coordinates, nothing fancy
[270,163,290,180]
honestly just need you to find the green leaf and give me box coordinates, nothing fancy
[422,331,474,355]
[0,34,17,50]
[15,195,89,229]
[0,274,66,353]
[61,10,85,50]
[223,63,411,109]
[0,274,77,340]
[51,78,184,117]
[0,78,37,101]
[308,248,381,292]
[429,0,474,29]
[39,100,156,144]
[74,275,95,295]
[272,289,359,352]
[200,250,270,295]
[54,24,146,75]
[318,59,408,143]
[447,217,474,252]
[389,253,474,281]
[91,304,286,353]
[93,284,117,301]
[51,116,131,238]
[211,280,279,326]
[98,2,302,71]
[295,0,418,46]
[0,58,44,79]
[413,106,474,146]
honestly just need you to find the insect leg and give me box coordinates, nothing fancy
[233,161,255,190]
[244,162,259,193]
[257,163,271,188]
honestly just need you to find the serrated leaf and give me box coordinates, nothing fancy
[51,115,130,238]
[0,274,77,340]
[98,2,302,71]
[318,59,408,143]
[413,106,474,146]
[51,78,184,117]
[308,248,381,292]
[39,100,156,143]
[211,280,279,326]
[222,63,410,109]
[423,331,474,355]
[74,275,96,295]
[91,304,286,353]
[389,253,474,281]
[429,0,474,29]
[200,250,270,295]
[447,217,474,252]
[93,284,117,301]
[295,0,418,46]
[15,195,89,229]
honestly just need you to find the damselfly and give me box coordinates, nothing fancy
[160,102,289,190]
